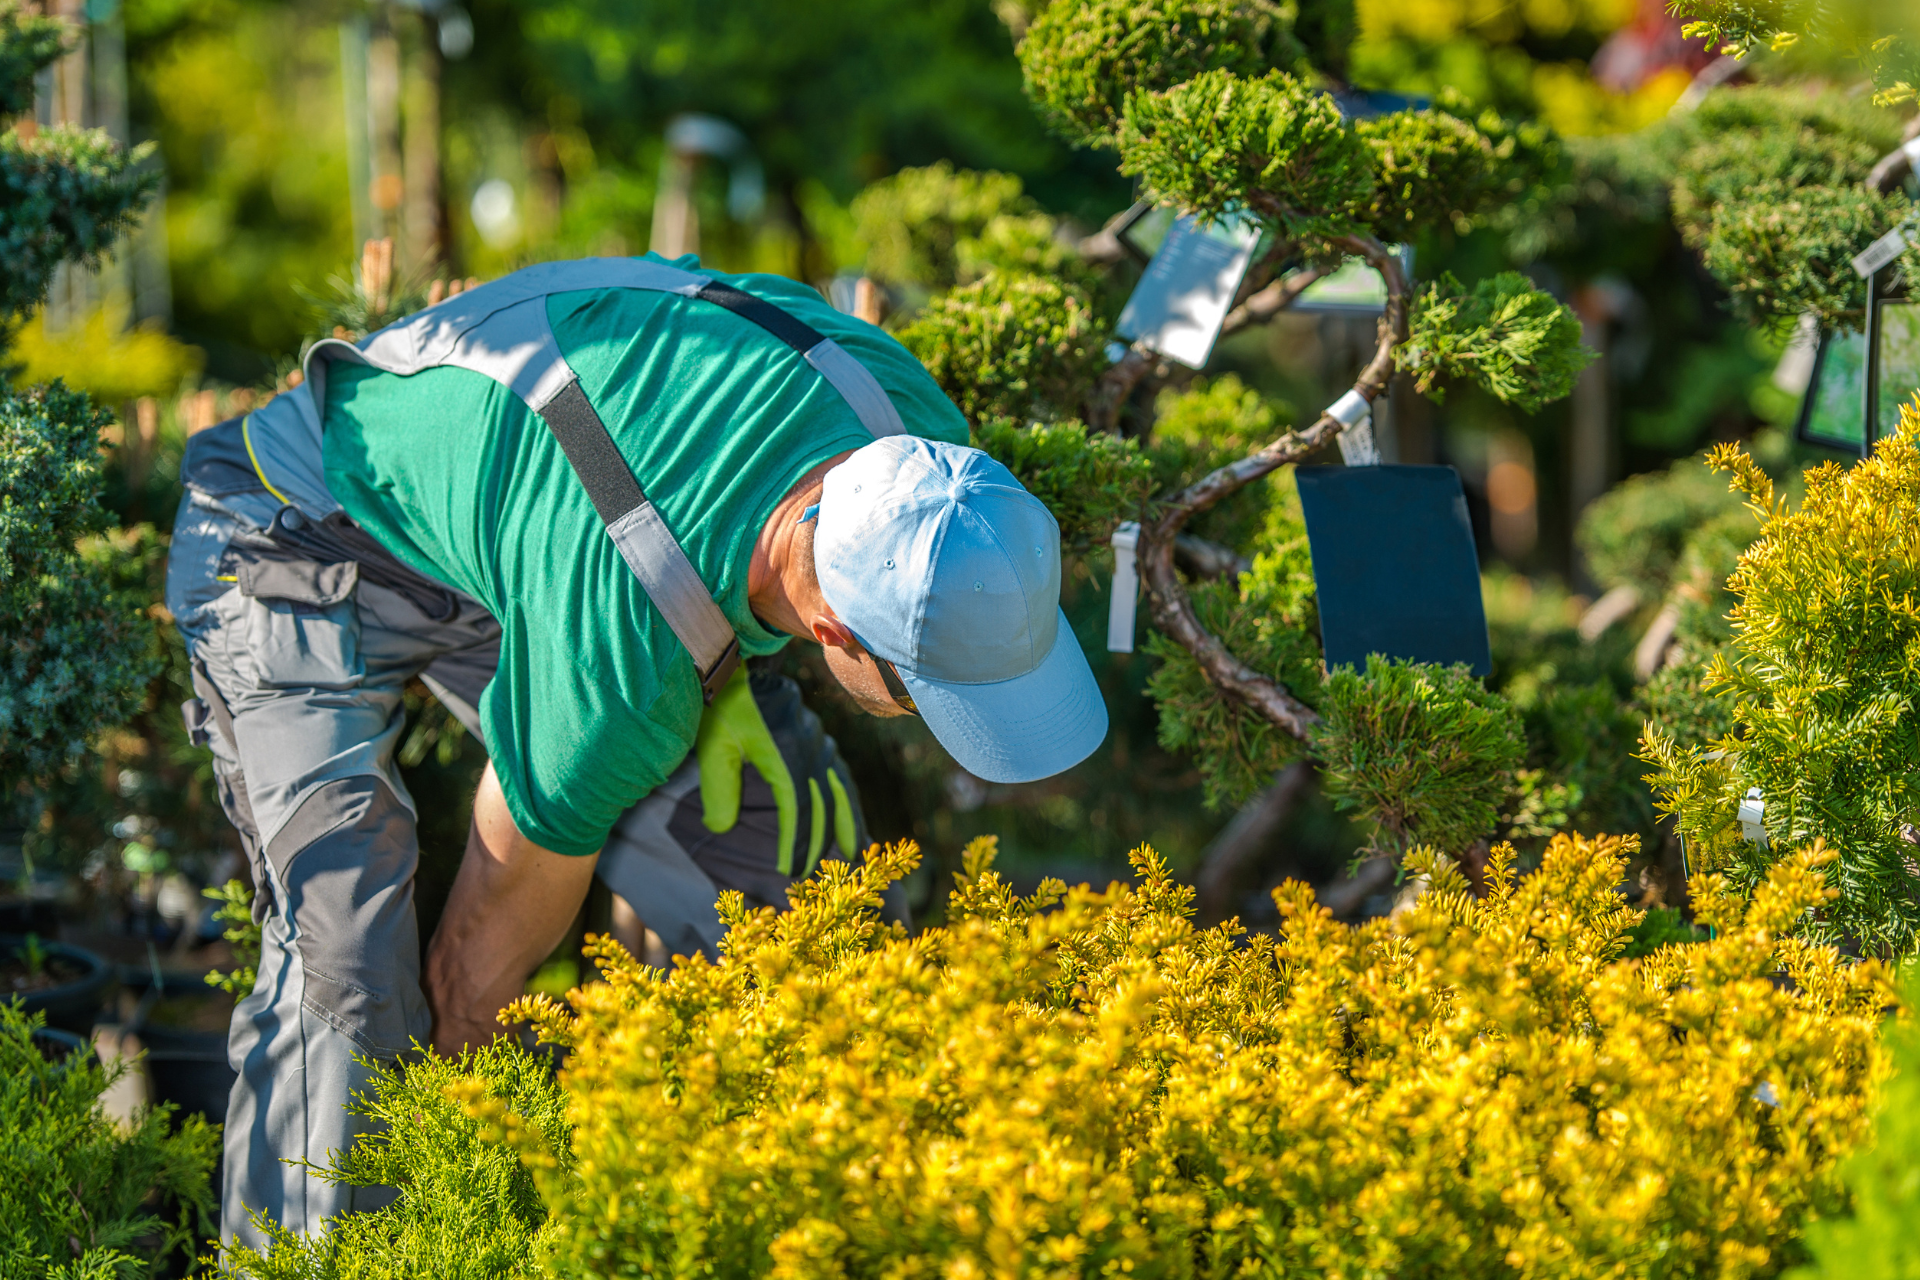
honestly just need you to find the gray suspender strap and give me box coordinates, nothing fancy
[295,257,903,703]
[537,380,743,701]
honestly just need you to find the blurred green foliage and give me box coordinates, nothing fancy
[2,0,163,815]
[1,1003,219,1278]
[1587,86,1908,332]
[1668,0,1919,107]
[1577,454,1748,594]
[852,162,1027,290]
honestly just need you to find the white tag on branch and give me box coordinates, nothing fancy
[1738,786,1768,847]
[1852,223,1916,278]
[1327,389,1380,466]
[1108,521,1141,653]
[1905,135,1920,167]
[1115,213,1261,370]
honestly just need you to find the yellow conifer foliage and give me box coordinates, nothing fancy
[1645,400,1920,953]
[494,835,1888,1279]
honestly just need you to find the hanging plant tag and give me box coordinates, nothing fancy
[1115,213,1260,369]
[1852,223,1915,278]
[1326,389,1379,465]
[1107,522,1141,653]
[1295,465,1490,675]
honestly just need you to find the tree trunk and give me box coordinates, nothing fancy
[367,11,403,246]
[402,12,444,272]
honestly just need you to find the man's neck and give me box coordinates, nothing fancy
[747,450,853,636]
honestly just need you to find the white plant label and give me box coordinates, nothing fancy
[1336,418,1380,466]
[1738,786,1768,847]
[1116,213,1261,369]
[1108,521,1141,653]
[1852,223,1916,278]
[1326,388,1380,466]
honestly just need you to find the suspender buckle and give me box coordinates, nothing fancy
[699,635,743,704]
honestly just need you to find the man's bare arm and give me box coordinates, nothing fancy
[424,762,598,1055]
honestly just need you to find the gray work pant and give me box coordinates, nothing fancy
[166,421,879,1249]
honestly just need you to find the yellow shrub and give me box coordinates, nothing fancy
[501,836,1889,1279]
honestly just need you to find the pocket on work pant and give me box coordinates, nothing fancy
[233,548,365,691]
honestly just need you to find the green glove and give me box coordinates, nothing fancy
[804,771,859,878]
[696,666,799,873]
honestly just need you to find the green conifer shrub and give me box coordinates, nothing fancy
[0,4,154,325]
[1018,0,1306,146]
[1351,94,1558,240]
[219,1042,569,1280]
[0,2,159,799]
[1145,542,1323,808]
[1,1005,218,1278]
[851,163,1031,291]
[969,416,1154,550]
[1403,271,1592,411]
[896,271,1108,425]
[1591,85,1909,332]
[1314,658,1525,859]
[1118,68,1376,233]
[1644,405,1920,954]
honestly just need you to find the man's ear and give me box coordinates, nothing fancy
[812,615,859,650]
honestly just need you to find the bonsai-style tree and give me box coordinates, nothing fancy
[0,2,158,824]
[855,0,1594,868]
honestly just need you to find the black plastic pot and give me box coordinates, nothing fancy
[2,934,112,1035]
[128,970,237,1125]
[30,1025,89,1064]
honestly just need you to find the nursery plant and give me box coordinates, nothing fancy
[0,1003,218,1278]
[1645,404,1920,954]
[0,1,160,818]
[1791,965,1920,1280]
[230,834,1889,1278]
[837,0,1599,873]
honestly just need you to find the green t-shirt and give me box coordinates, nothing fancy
[320,257,969,856]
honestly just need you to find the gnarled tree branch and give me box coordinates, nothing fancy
[1137,232,1411,745]
[1221,263,1329,337]
[1087,344,1154,433]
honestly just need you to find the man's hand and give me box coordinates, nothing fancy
[696,666,802,873]
[424,763,597,1056]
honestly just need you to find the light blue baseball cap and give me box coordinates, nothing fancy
[813,435,1108,783]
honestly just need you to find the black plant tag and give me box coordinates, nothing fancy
[1296,464,1490,675]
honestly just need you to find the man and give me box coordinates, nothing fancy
[164,253,1108,1245]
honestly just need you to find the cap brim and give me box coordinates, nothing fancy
[894,609,1108,784]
